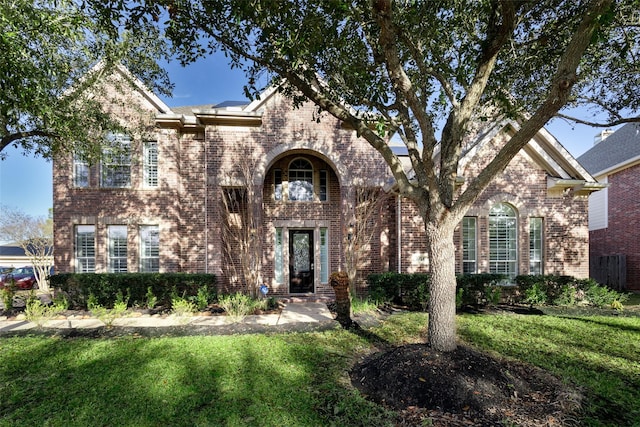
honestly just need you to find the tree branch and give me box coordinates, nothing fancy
[555,113,640,127]
[1,130,56,153]
[372,0,438,192]
[454,0,615,216]
[439,0,517,208]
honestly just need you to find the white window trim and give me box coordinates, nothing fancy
[143,141,159,188]
[462,217,477,274]
[288,158,314,202]
[108,225,128,273]
[73,154,89,188]
[75,225,96,273]
[489,203,518,278]
[139,225,160,272]
[529,217,544,275]
[101,133,131,188]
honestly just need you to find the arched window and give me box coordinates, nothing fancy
[489,203,517,278]
[288,159,314,201]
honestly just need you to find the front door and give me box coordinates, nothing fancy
[289,230,314,293]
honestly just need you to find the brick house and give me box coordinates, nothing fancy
[53,66,603,297]
[577,123,640,291]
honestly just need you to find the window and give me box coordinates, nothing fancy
[274,169,283,201]
[75,225,95,273]
[320,228,329,283]
[274,228,283,283]
[319,170,328,201]
[489,203,518,278]
[73,153,89,188]
[143,141,158,187]
[288,159,313,201]
[140,225,159,272]
[529,218,543,275]
[108,225,128,273]
[101,133,131,188]
[462,217,477,274]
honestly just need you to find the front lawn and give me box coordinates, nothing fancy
[458,312,640,426]
[0,309,637,426]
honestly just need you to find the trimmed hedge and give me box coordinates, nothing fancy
[455,273,507,308]
[367,272,507,310]
[367,272,430,310]
[366,272,628,311]
[49,273,217,309]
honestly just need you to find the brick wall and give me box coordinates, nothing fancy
[397,139,590,279]
[53,71,591,296]
[590,164,640,290]
[53,82,394,297]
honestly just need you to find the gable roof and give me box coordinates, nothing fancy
[454,120,604,196]
[577,123,640,177]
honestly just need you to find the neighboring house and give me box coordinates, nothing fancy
[578,123,640,291]
[52,66,603,298]
[0,244,53,269]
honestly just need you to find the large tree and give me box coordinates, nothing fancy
[0,0,171,160]
[105,0,638,351]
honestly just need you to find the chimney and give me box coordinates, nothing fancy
[594,129,614,145]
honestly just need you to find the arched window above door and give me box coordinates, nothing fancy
[288,158,314,201]
[273,157,329,202]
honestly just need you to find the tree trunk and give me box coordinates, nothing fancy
[425,221,458,352]
[330,271,352,328]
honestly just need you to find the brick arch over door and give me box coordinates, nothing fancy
[253,141,352,189]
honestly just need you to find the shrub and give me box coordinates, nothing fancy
[145,286,158,309]
[49,273,217,309]
[585,283,629,308]
[0,284,15,312]
[24,293,66,327]
[366,272,430,310]
[190,284,213,311]
[523,282,548,305]
[170,295,197,317]
[218,293,254,323]
[87,292,128,326]
[455,274,506,308]
[515,275,630,308]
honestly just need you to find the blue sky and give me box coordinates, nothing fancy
[0,53,612,220]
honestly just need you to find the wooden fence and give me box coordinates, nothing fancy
[591,255,626,291]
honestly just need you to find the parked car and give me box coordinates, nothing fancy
[0,266,15,283]
[0,266,37,290]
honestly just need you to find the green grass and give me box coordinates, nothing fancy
[0,331,395,427]
[0,309,637,426]
[458,313,640,426]
[624,292,640,310]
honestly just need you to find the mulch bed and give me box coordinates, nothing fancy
[351,342,583,426]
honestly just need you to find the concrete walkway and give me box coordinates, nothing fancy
[0,302,336,336]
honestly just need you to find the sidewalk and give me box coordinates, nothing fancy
[0,302,337,337]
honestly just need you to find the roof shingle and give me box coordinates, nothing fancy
[577,123,640,175]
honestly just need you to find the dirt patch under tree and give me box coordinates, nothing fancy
[351,342,583,426]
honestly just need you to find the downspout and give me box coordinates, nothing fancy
[397,196,402,273]
[204,136,208,273]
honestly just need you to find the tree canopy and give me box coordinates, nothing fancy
[0,0,171,160]
[93,0,639,351]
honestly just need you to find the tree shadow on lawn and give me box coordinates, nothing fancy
[0,334,392,426]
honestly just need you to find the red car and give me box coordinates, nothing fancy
[0,266,38,290]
